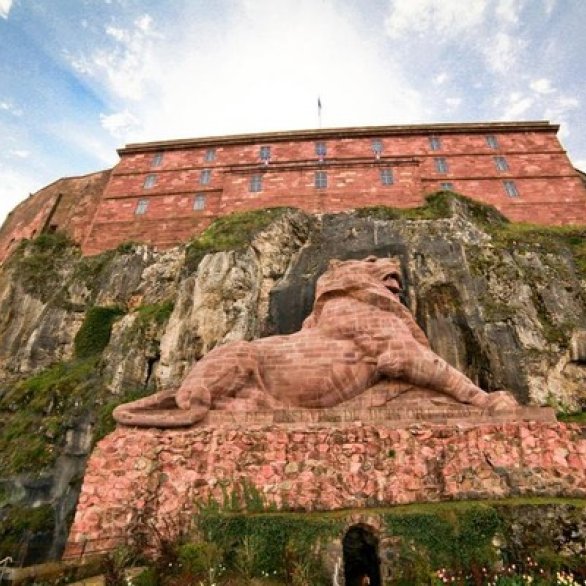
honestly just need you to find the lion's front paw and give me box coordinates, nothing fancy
[485,390,519,413]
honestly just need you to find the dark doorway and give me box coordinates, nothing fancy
[343,524,381,586]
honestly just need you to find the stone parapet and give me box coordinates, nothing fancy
[64,414,585,559]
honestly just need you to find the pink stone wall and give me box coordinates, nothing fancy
[64,419,586,558]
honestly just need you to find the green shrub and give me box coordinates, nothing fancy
[74,306,125,358]
[185,207,295,272]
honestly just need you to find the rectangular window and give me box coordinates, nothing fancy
[494,156,509,171]
[429,136,442,151]
[200,169,211,185]
[315,171,327,189]
[135,198,149,215]
[372,139,383,156]
[143,174,157,189]
[503,180,519,197]
[151,153,163,167]
[380,168,394,185]
[250,174,263,192]
[205,148,216,162]
[435,157,448,173]
[315,142,327,158]
[260,146,271,162]
[486,135,499,149]
[440,182,454,191]
[193,194,206,211]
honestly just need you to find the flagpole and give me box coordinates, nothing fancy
[318,96,322,128]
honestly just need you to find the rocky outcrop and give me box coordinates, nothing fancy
[1,195,585,563]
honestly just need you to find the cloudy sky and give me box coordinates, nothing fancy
[1,0,585,224]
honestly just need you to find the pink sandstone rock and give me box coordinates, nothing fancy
[113,256,519,428]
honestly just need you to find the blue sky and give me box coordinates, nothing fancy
[1,0,585,225]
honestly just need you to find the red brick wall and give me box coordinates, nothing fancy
[2,124,586,259]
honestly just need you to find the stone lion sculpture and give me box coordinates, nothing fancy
[114,256,517,427]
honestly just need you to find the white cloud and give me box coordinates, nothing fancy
[574,159,586,172]
[65,13,160,101]
[498,92,534,119]
[0,0,12,19]
[496,0,525,24]
[0,100,23,116]
[484,32,525,73]
[434,73,449,85]
[530,78,554,94]
[100,110,139,138]
[9,149,30,159]
[445,97,462,109]
[385,0,487,38]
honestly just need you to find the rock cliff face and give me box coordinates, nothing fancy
[0,194,585,563]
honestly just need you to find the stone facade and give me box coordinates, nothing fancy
[1,121,586,261]
[64,413,585,558]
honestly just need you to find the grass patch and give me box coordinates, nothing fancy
[185,207,295,272]
[74,306,125,359]
[135,301,175,328]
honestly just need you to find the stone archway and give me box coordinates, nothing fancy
[342,524,382,586]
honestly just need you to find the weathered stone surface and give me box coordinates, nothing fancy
[113,256,518,427]
[64,419,586,557]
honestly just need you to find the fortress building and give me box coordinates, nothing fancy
[1,120,585,260]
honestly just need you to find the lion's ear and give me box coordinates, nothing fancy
[328,259,342,269]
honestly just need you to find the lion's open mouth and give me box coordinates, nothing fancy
[382,272,401,293]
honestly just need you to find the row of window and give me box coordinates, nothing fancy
[135,194,207,215]
[143,157,512,191]
[439,180,519,197]
[433,156,509,174]
[148,135,503,168]
[134,178,520,216]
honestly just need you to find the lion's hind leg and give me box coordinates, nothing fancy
[175,340,264,412]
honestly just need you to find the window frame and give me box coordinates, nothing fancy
[486,135,499,149]
[260,146,271,162]
[249,174,263,192]
[143,174,157,189]
[429,136,442,151]
[372,139,383,156]
[380,168,394,186]
[503,180,519,197]
[315,170,327,189]
[193,194,206,211]
[135,198,149,215]
[151,153,163,167]
[494,156,509,172]
[440,182,454,191]
[204,148,216,162]
[200,169,211,185]
[315,141,327,158]
[435,157,449,174]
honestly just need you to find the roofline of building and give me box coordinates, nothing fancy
[119,120,559,155]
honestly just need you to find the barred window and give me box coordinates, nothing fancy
[315,171,327,189]
[315,142,327,157]
[494,156,509,171]
[429,136,441,151]
[200,169,211,185]
[440,182,454,191]
[143,174,157,189]
[435,158,448,173]
[135,198,149,215]
[504,180,519,197]
[486,135,499,149]
[151,153,163,167]
[250,174,263,192]
[193,194,206,210]
[205,148,216,162]
[380,168,394,185]
[372,139,383,156]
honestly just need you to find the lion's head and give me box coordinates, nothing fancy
[314,255,403,302]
